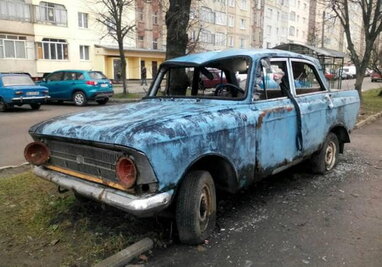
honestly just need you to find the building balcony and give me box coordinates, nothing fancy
[0,0,32,22]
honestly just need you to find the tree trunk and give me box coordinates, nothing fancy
[118,40,128,95]
[165,0,192,95]
[354,72,364,102]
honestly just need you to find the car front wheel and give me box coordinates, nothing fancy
[311,132,339,174]
[73,91,87,106]
[176,170,216,245]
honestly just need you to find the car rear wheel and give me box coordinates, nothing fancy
[73,91,87,106]
[96,98,109,105]
[176,170,216,245]
[30,103,41,110]
[311,132,339,174]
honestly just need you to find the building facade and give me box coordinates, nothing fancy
[0,0,165,79]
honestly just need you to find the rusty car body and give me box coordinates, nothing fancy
[25,49,360,244]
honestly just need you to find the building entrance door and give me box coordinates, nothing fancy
[113,59,122,81]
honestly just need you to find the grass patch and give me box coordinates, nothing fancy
[359,88,382,121]
[0,171,172,266]
[112,92,144,99]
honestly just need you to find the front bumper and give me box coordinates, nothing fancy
[33,166,173,217]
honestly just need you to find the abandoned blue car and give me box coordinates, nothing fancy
[25,49,360,244]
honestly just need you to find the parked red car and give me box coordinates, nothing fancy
[200,69,227,89]
[371,71,382,82]
[324,71,335,80]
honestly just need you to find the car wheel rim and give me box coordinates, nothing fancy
[198,184,211,232]
[75,93,84,105]
[325,141,336,170]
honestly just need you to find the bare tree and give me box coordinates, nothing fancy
[96,0,135,95]
[329,0,382,100]
[164,0,192,95]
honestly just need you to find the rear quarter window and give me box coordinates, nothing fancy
[88,71,107,80]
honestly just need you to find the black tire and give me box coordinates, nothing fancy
[73,91,87,106]
[96,98,109,105]
[0,98,8,112]
[30,103,41,110]
[311,132,339,174]
[176,170,216,245]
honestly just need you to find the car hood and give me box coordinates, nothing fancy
[30,99,242,151]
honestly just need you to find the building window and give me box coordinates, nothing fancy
[200,30,214,44]
[78,12,88,28]
[137,8,143,21]
[289,26,295,36]
[240,38,245,48]
[215,32,226,46]
[215,11,226,25]
[290,11,296,21]
[240,18,246,29]
[138,35,144,41]
[153,38,158,49]
[228,0,235,7]
[228,15,234,27]
[79,45,89,60]
[0,0,31,22]
[240,0,247,10]
[35,2,67,26]
[153,12,158,25]
[266,8,272,18]
[37,38,68,60]
[0,34,26,59]
[228,36,234,47]
[266,25,272,36]
[200,7,215,24]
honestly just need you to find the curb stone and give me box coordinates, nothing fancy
[355,111,382,129]
[1,112,381,173]
[109,98,141,103]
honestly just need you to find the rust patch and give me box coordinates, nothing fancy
[256,106,294,128]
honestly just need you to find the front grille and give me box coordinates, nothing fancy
[46,140,120,182]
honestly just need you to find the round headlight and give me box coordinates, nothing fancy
[24,141,50,165]
[116,156,137,188]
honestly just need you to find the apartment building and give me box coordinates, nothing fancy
[189,0,252,52]
[0,0,165,80]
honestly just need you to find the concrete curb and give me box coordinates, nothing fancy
[354,111,382,129]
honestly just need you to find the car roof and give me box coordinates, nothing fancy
[165,48,320,66]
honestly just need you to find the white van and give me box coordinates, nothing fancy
[342,65,356,79]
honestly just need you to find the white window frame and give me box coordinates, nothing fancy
[240,18,246,29]
[0,34,27,59]
[38,38,68,60]
[78,12,88,28]
[215,11,226,25]
[79,45,89,60]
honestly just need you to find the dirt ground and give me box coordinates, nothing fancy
[148,118,382,267]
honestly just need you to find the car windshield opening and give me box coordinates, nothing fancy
[149,57,250,99]
[2,75,35,86]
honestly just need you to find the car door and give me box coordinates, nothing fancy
[290,59,331,155]
[252,58,301,176]
[44,72,64,99]
[60,71,83,99]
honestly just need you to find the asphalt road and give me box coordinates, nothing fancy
[148,117,382,267]
[0,103,114,167]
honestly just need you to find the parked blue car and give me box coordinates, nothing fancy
[25,49,360,244]
[38,70,113,106]
[0,73,49,111]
